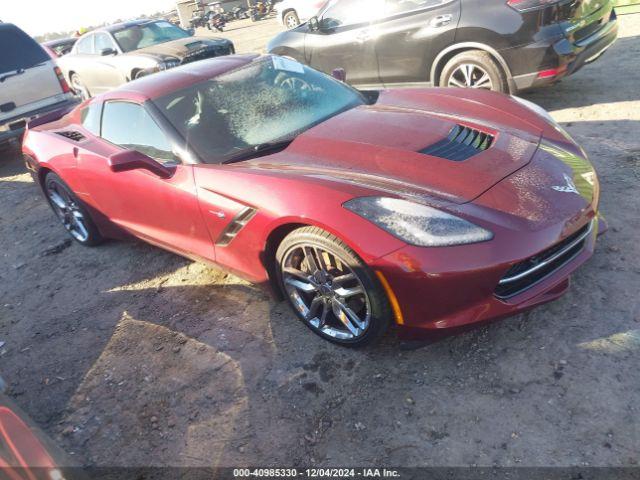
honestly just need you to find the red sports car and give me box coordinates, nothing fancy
[22,54,603,347]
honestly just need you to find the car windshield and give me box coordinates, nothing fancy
[153,57,366,164]
[113,21,190,53]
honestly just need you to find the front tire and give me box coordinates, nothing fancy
[44,172,103,246]
[276,227,392,347]
[439,50,508,93]
[283,10,300,29]
[70,73,90,100]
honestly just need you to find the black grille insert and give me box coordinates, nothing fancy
[55,130,85,142]
[181,46,232,65]
[420,124,494,161]
[495,221,593,299]
[216,207,257,247]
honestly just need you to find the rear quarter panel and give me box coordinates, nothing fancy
[457,0,565,76]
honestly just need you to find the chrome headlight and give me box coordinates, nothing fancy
[159,59,180,71]
[344,197,493,247]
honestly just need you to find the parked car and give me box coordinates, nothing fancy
[0,24,78,146]
[23,55,603,347]
[268,0,618,93]
[0,377,82,479]
[58,19,234,99]
[42,37,77,57]
[276,0,328,28]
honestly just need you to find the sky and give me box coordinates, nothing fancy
[1,0,178,36]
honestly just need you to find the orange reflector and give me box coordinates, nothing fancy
[375,271,404,325]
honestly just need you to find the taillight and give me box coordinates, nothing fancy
[507,0,558,12]
[536,65,567,79]
[54,66,71,94]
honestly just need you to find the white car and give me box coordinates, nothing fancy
[0,23,78,146]
[276,0,327,29]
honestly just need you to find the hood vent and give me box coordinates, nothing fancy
[420,124,493,161]
[55,130,85,142]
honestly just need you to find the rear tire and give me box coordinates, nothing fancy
[276,227,392,347]
[440,50,508,93]
[44,172,103,246]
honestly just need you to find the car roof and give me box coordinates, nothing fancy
[104,54,262,101]
[43,37,76,47]
[95,18,163,34]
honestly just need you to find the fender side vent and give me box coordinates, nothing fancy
[420,125,493,161]
[216,207,257,247]
[55,130,86,142]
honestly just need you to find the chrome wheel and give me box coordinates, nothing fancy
[46,182,90,242]
[70,74,89,100]
[447,63,493,89]
[284,13,299,29]
[282,244,371,340]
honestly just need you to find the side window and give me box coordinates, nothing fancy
[75,35,95,55]
[321,0,385,28]
[80,103,102,136]
[384,0,451,15]
[101,102,178,163]
[94,33,116,54]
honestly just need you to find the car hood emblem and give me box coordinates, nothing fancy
[552,174,579,194]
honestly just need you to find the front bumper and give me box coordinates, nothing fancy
[374,215,602,340]
[0,95,79,144]
[511,12,618,91]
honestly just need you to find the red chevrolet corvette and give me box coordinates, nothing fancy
[22,54,603,347]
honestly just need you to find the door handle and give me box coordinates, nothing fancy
[355,30,372,43]
[431,14,453,28]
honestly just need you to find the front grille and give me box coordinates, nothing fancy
[495,220,593,299]
[55,130,85,142]
[420,124,494,161]
[181,45,232,65]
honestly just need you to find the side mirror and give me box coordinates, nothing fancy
[187,27,195,36]
[331,68,346,82]
[109,150,175,179]
[308,16,320,31]
[101,48,117,56]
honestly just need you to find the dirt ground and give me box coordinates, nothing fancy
[1,14,639,470]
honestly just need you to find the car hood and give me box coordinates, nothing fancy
[133,37,230,60]
[247,89,544,205]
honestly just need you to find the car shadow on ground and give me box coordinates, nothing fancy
[0,142,24,178]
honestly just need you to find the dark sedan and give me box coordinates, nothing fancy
[42,37,77,57]
[267,0,618,93]
[58,19,234,99]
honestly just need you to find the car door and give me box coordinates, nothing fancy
[63,34,96,91]
[89,33,127,92]
[374,0,461,86]
[76,100,215,263]
[305,0,386,86]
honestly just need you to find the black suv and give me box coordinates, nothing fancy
[267,0,618,93]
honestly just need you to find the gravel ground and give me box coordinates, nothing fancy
[0,14,639,470]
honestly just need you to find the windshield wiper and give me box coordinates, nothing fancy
[0,68,25,83]
[223,139,294,164]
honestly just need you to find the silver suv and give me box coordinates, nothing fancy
[0,23,78,145]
